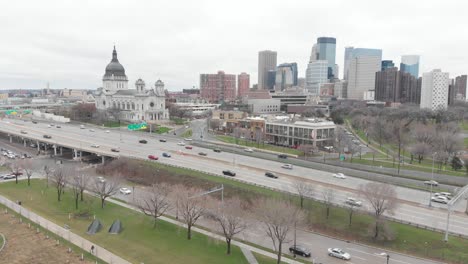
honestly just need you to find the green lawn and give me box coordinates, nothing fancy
[181,129,193,138]
[138,160,468,263]
[171,118,188,125]
[0,180,248,264]
[460,121,468,131]
[465,137,468,149]
[254,252,286,264]
[102,121,128,128]
[216,135,303,156]
[155,126,171,134]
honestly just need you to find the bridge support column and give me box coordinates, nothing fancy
[79,151,82,158]
[73,149,78,159]
[102,156,105,164]
[9,135,12,143]
[23,139,26,147]
[37,141,40,152]
[60,147,63,156]
[53,146,57,156]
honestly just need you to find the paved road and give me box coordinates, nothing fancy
[1,118,468,238]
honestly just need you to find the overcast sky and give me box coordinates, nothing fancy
[1,0,467,91]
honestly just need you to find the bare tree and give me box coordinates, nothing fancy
[170,184,186,220]
[207,197,247,255]
[409,142,432,164]
[138,183,171,228]
[52,167,67,202]
[20,159,33,186]
[334,127,348,158]
[69,173,89,209]
[346,203,357,227]
[293,180,313,209]
[322,188,334,220]
[209,119,222,131]
[93,176,121,208]
[77,173,89,202]
[43,165,54,188]
[369,117,387,147]
[257,199,302,264]
[359,182,398,239]
[179,187,208,240]
[8,160,23,184]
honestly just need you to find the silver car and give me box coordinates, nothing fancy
[328,248,351,260]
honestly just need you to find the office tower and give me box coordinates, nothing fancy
[258,50,277,90]
[455,75,467,99]
[316,37,337,79]
[305,60,328,95]
[420,69,449,110]
[334,81,348,99]
[448,79,456,105]
[343,47,382,81]
[375,67,420,104]
[237,72,250,98]
[381,60,395,71]
[347,49,382,100]
[310,44,318,62]
[400,55,420,78]
[266,70,276,90]
[275,63,298,91]
[200,71,236,103]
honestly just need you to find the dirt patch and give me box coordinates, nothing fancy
[0,212,92,264]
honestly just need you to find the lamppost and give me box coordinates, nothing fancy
[378,253,390,264]
[429,152,437,207]
[386,254,390,264]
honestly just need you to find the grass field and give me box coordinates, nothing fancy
[0,180,248,264]
[140,160,468,263]
[216,135,303,156]
[254,252,285,264]
[181,129,193,138]
[171,118,188,125]
[460,122,468,131]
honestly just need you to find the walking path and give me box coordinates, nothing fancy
[240,247,260,264]
[0,195,131,264]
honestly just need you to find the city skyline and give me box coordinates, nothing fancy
[1,0,467,90]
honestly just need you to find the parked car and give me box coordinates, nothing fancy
[139,139,148,144]
[198,152,207,156]
[278,154,288,159]
[244,148,254,153]
[281,164,293,169]
[333,173,346,179]
[222,170,236,177]
[119,187,132,195]
[435,192,452,199]
[20,130,27,134]
[159,139,167,142]
[431,196,449,204]
[213,148,222,153]
[345,197,362,207]
[289,245,311,257]
[97,176,105,183]
[111,148,120,152]
[148,155,158,160]
[3,174,16,180]
[185,146,193,150]
[91,144,100,148]
[265,172,278,179]
[328,248,351,260]
[177,142,185,146]
[43,135,52,139]
[424,180,439,186]
[162,152,171,158]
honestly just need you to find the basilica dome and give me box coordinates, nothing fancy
[104,46,126,77]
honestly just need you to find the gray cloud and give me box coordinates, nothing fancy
[0,0,466,90]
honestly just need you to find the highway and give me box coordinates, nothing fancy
[1,118,468,238]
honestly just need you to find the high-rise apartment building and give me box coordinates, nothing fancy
[455,75,467,99]
[448,79,456,105]
[237,72,250,98]
[381,60,395,71]
[305,60,328,95]
[420,69,449,110]
[400,55,420,78]
[375,67,421,104]
[347,50,382,100]
[200,71,236,103]
[316,37,337,79]
[258,50,277,90]
[343,47,382,81]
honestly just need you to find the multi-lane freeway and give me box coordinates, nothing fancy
[1,118,468,239]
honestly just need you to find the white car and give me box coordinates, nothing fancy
[177,142,185,146]
[435,192,452,199]
[89,129,95,132]
[91,144,100,148]
[345,198,362,207]
[424,180,439,186]
[97,176,105,183]
[281,164,293,169]
[244,148,254,153]
[328,248,351,260]
[119,187,132,195]
[333,173,346,179]
[184,138,193,141]
[431,196,448,204]
[3,174,16,180]
[105,130,110,133]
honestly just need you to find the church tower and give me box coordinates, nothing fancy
[102,46,128,94]
[154,79,165,96]
[135,78,146,93]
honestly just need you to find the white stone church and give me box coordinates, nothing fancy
[95,46,169,122]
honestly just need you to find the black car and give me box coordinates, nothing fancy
[289,245,311,257]
[265,172,278,179]
[139,139,148,144]
[162,152,171,158]
[278,154,288,159]
[198,152,207,156]
[213,148,222,153]
[222,170,236,177]
[159,139,167,142]
[43,135,52,139]
[32,121,38,124]
[111,148,120,152]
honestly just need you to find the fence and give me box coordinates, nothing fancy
[0,195,130,264]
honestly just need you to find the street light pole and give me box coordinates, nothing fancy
[293,220,297,258]
[429,153,436,207]
[386,254,390,264]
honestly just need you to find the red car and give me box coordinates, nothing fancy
[185,146,193,150]
[148,155,158,160]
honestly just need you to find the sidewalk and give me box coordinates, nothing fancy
[0,195,130,264]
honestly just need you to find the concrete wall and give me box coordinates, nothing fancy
[33,110,70,123]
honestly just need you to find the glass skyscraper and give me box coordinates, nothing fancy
[381,60,395,71]
[400,55,420,78]
[316,37,337,79]
[343,47,382,80]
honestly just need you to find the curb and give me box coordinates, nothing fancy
[0,233,6,253]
